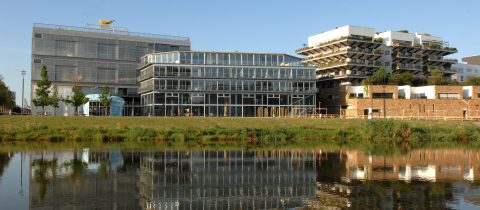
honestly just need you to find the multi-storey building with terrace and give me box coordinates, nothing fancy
[377,30,457,77]
[297,25,457,87]
[296,25,384,87]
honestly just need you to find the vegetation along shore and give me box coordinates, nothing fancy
[2,116,480,152]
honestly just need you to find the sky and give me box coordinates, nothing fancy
[1,0,480,106]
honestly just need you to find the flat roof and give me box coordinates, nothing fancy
[33,23,190,42]
[142,51,299,59]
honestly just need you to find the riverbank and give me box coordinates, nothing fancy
[1,116,480,153]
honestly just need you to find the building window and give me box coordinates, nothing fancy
[372,93,393,99]
[34,33,42,38]
[98,43,116,59]
[56,40,76,57]
[411,93,427,99]
[438,93,459,100]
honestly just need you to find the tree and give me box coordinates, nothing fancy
[372,68,389,84]
[389,72,413,86]
[33,65,57,115]
[0,75,14,109]
[99,87,111,116]
[51,85,60,115]
[428,69,444,85]
[64,84,89,116]
[463,76,480,86]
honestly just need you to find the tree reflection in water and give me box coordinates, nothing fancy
[0,152,11,177]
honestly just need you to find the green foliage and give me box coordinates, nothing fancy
[64,85,89,115]
[462,76,480,86]
[389,72,413,86]
[372,68,388,84]
[33,65,58,115]
[2,117,480,152]
[51,85,60,109]
[363,120,423,151]
[0,75,15,109]
[428,68,444,85]
[412,77,428,86]
[99,87,111,116]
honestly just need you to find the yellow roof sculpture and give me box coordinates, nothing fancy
[99,20,114,25]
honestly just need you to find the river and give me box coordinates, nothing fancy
[0,149,479,209]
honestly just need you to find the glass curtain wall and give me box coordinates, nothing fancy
[139,52,316,117]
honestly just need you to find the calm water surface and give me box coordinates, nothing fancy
[0,149,480,210]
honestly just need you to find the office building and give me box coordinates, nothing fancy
[31,23,190,116]
[138,51,317,117]
[451,60,480,82]
[297,25,457,87]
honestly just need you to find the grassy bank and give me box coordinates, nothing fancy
[1,116,480,152]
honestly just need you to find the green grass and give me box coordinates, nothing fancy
[1,116,480,152]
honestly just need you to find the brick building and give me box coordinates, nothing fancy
[319,85,480,119]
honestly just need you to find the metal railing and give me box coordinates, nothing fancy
[34,23,190,41]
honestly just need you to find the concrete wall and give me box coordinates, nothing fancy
[308,25,375,46]
[378,31,416,46]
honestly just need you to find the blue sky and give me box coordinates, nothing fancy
[1,0,479,105]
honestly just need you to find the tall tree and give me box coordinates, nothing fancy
[428,69,444,85]
[0,75,14,109]
[33,65,57,115]
[99,87,111,116]
[64,84,89,116]
[51,85,60,115]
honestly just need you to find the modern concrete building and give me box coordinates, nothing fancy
[451,62,480,82]
[138,51,317,117]
[297,25,457,87]
[31,23,190,116]
[377,30,457,76]
[296,25,384,87]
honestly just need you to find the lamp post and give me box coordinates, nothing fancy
[21,70,26,115]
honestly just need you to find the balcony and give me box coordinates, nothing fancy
[393,64,422,71]
[392,41,423,53]
[296,35,380,54]
[422,42,458,55]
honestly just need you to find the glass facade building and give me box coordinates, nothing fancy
[31,23,190,116]
[138,51,317,117]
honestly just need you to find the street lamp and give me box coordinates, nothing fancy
[21,70,26,115]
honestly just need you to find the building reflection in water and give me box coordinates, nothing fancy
[25,149,480,209]
[315,149,480,209]
[138,150,317,209]
[28,150,317,210]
